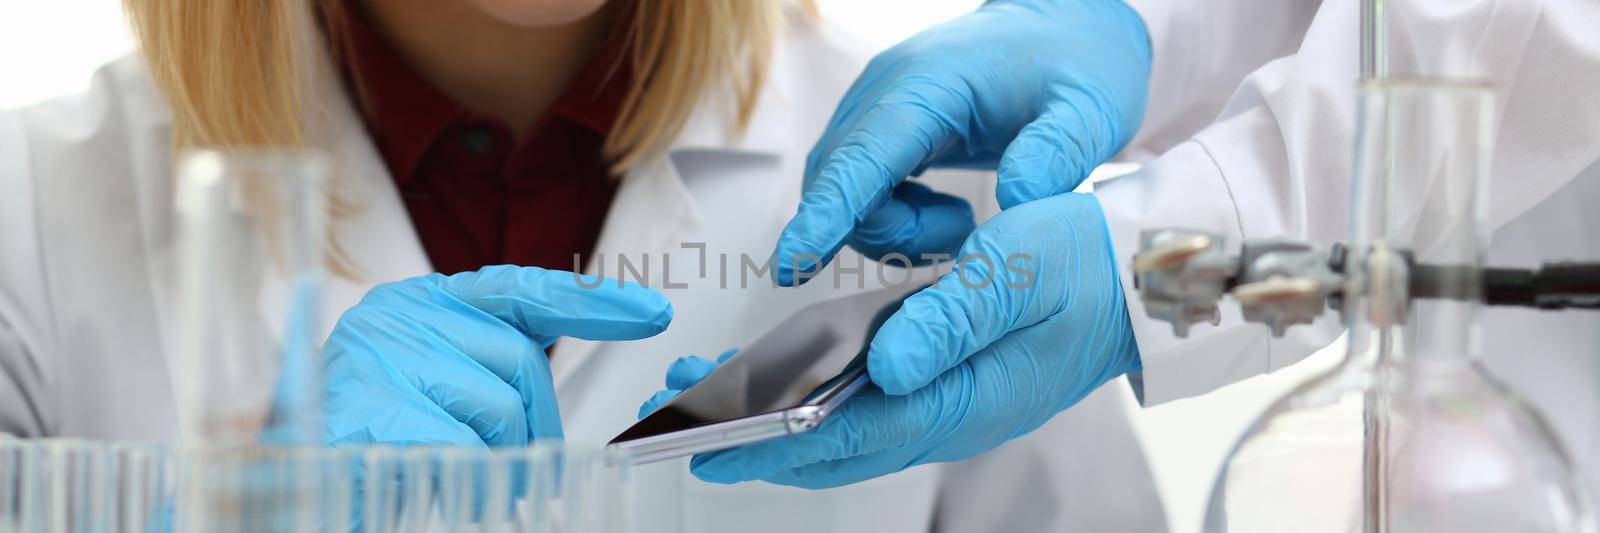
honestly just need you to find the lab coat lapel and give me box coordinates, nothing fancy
[271,47,434,343]
[548,90,792,389]
[547,154,702,388]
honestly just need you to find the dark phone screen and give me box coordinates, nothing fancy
[611,285,921,444]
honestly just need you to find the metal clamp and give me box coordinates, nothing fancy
[1132,228,1600,339]
[1132,231,1339,338]
[1131,229,1237,337]
[1233,240,1341,336]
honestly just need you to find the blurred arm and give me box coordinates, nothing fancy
[1117,0,1321,161]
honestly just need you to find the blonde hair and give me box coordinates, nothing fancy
[123,0,786,172]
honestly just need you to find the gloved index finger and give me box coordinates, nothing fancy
[774,91,966,286]
[433,265,674,341]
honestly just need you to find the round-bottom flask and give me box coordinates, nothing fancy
[1205,345,1591,531]
[1203,80,1593,532]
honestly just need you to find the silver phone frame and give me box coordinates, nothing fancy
[610,373,870,465]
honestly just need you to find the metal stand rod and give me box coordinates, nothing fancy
[1362,0,1386,79]
[1479,264,1600,310]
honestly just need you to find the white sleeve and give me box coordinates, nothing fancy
[1099,0,1600,405]
[0,109,52,437]
[1117,0,1321,161]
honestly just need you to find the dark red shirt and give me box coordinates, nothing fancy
[337,9,627,275]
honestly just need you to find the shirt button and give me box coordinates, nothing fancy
[461,126,496,156]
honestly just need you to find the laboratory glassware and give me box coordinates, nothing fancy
[170,149,331,533]
[0,437,174,533]
[171,148,329,447]
[0,438,636,533]
[323,444,634,532]
[1201,80,1594,532]
[170,148,329,447]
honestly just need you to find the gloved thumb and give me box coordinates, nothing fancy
[864,196,1102,395]
[993,99,1109,209]
[866,255,1025,396]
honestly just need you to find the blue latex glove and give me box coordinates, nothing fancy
[323,265,673,447]
[646,194,1140,488]
[774,0,1151,284]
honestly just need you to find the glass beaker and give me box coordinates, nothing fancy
[1202,80,1594,532]
[170,149,330,533]
[171,148,329,447]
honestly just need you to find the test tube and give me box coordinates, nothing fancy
[0,438,173,533]
[0,437,39,532]
[316,444,633,532]
[110,442,173,533]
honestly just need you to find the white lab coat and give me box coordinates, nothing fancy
[1108,0,1600,509]
[0,9,1166,533]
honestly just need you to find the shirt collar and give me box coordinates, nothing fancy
[550,20,632,137]
[332,2,632,185]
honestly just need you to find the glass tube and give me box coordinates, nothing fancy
[1,439,635,532]
[1203,80,1594,532]
[0,437,174,533]
[330,444,634,533]
[171,149,329,447]
[171,149,330,533]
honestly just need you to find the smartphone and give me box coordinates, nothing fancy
[608,284,923,465]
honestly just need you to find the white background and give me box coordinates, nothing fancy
[0,1,1342,531]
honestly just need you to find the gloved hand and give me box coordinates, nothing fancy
[649,194,1140,488]
[323,265,673,447]
[775,0,1151,284]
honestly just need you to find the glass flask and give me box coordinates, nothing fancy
[1202,80,1594,532]
[170,149,331,532]
[171,148,330,447]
